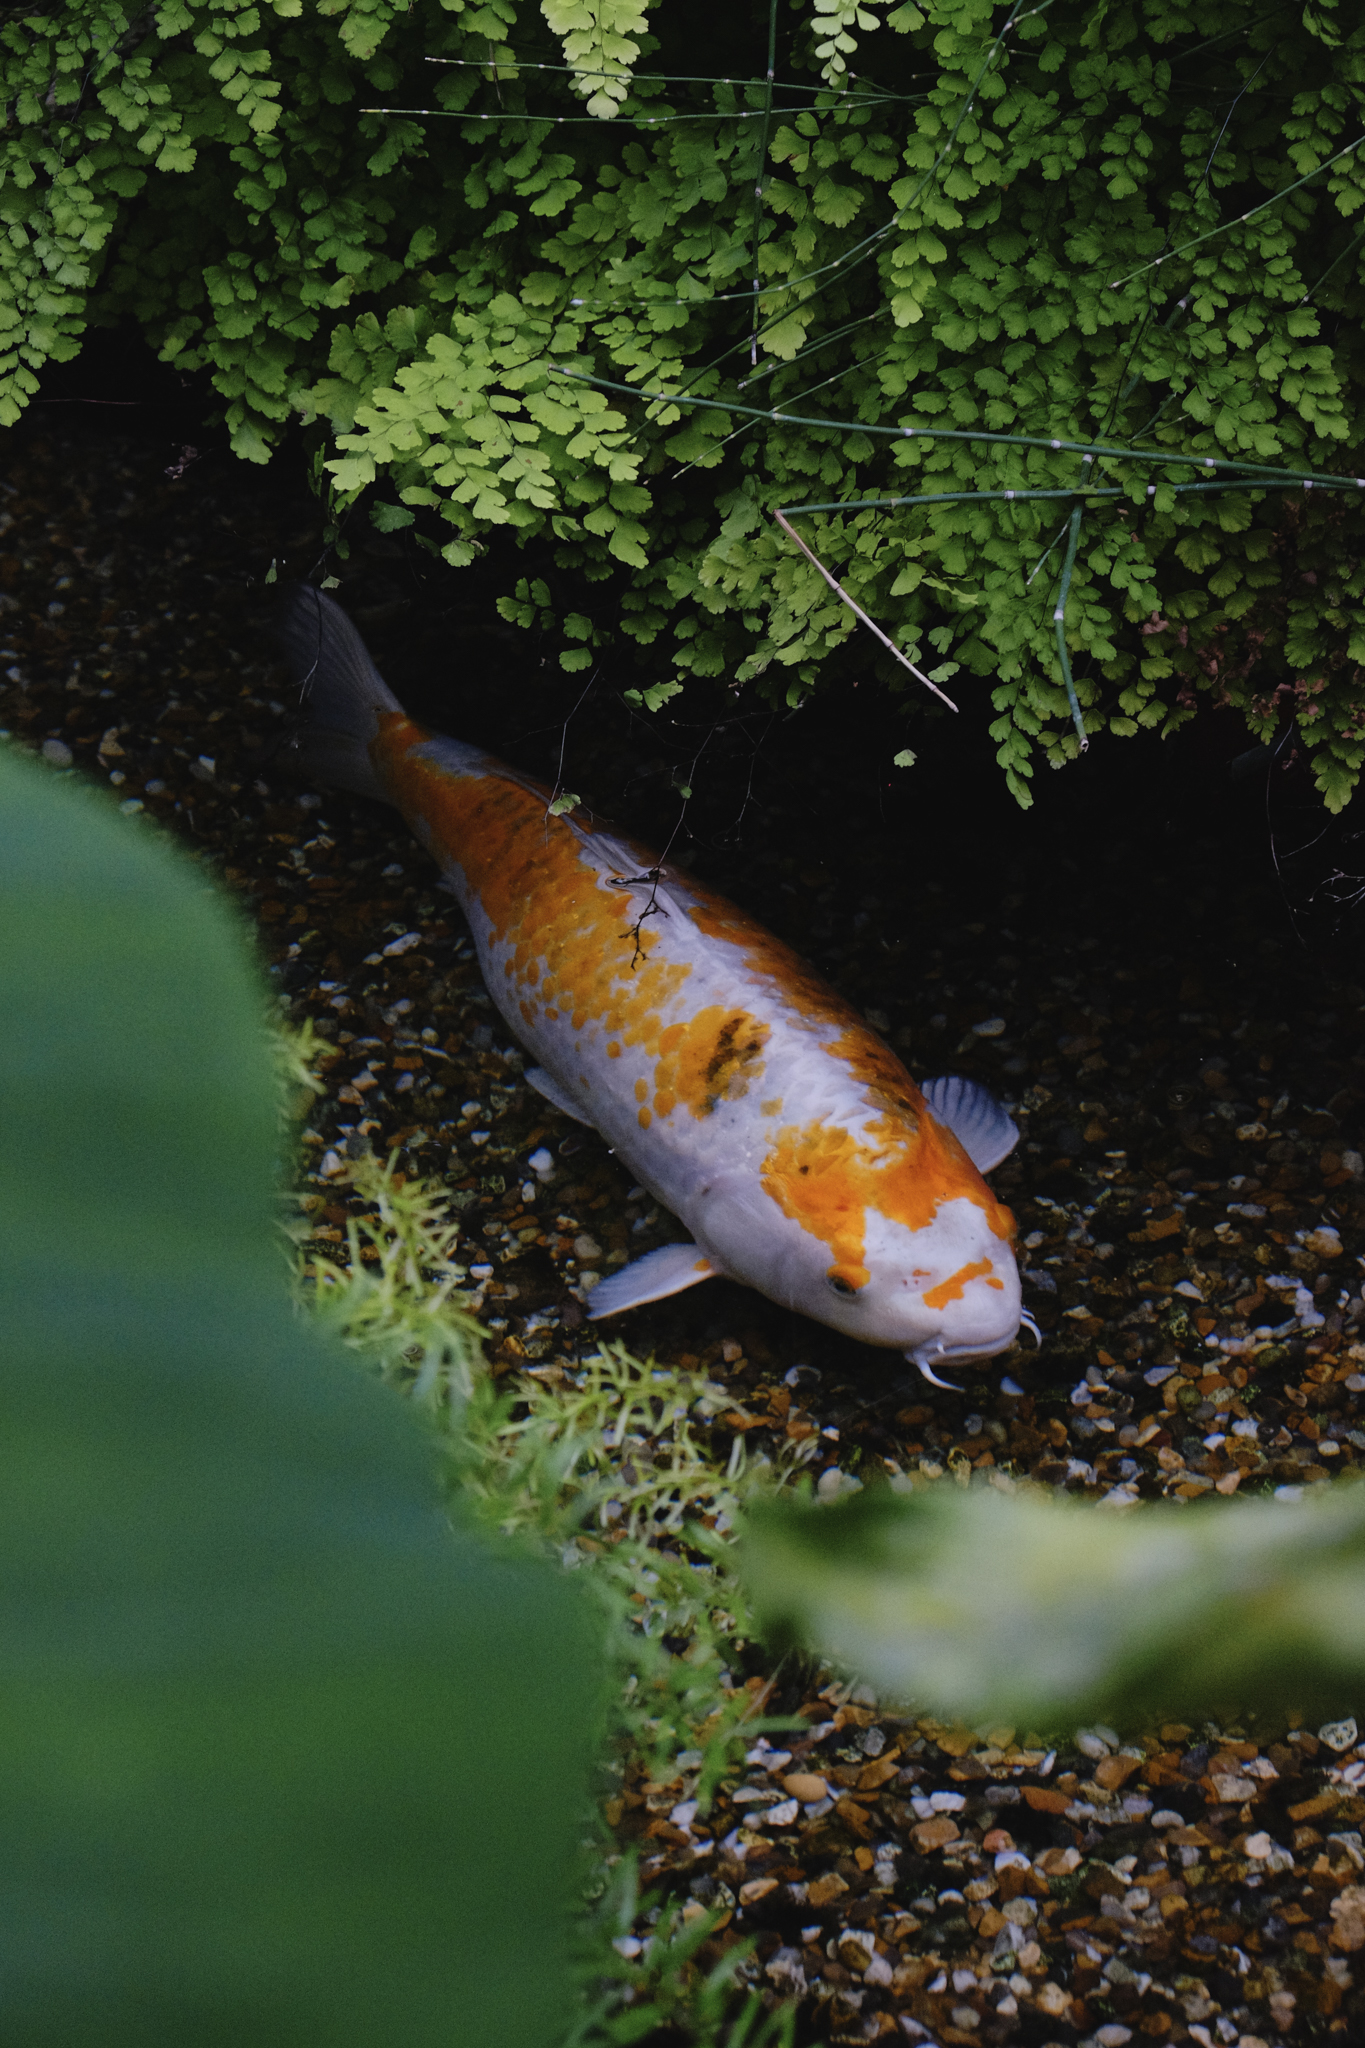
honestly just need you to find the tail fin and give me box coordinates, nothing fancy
[275,585,403,804]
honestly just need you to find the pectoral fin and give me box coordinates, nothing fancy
[586,1241,719,1319]
[922,1074,1019,1173]
[525,1065,594,1126]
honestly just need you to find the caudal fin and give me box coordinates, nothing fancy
[275,584,403,803]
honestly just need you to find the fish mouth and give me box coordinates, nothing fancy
[906,1311,1041,1392]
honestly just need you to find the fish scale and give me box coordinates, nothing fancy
[279,586,1034,1384]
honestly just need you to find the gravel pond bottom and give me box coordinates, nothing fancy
[6,407,1365,2046]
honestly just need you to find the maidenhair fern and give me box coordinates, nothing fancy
[4,1,1364,804]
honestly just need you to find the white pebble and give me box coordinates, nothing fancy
[528,1146,554,1176]
[118,798,144,814]
[382,931,422,957]
[41,738,73,767]
[759,1799,799,1827]
[972,1016,1007,1037]
[319,1150,345,1177]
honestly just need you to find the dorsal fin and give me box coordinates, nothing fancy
[921,1074,1019,1173]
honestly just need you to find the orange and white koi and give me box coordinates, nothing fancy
[280,588,1037,1385]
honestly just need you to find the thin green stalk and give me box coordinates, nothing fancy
[778,481,1295,513]
[365,105,774,124]
[749,0,779,367]
[1299,224,1365,307]
[548,366,1365,487]
[1107,132,1365,292]
[1052,506,1088,749]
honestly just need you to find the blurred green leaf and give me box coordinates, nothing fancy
[743,1479,1365,1730]
[0,747,602,2046]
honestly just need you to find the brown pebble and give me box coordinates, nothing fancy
[911,1815,961,1851]
[782,1772,830,1804]
[1023,1786,1071,1814]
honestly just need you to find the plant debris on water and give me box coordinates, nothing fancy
[8,422,1365,2041]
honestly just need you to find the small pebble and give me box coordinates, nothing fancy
[972,1016,1007,1037]
[41,738,73,767]
[528,1147,554,1176]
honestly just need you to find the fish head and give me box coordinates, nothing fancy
[794,1194,1021,1360]
[737,1112,1024,1372]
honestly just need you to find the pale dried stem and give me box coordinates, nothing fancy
[772,511,959,710]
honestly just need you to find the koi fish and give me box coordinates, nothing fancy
[279,588,1036,1386]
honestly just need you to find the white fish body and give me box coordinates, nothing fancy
[281,589,1030,1381]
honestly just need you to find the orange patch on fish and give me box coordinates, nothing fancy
[761,1112,1014,1288]
[370,714,695,1042]
[652,1005,770,1121]
[922,1259,1001,1310]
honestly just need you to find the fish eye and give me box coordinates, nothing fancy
[826,1274,859,1298]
